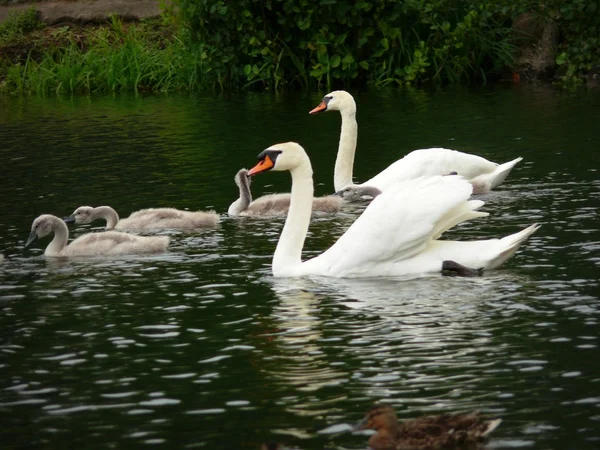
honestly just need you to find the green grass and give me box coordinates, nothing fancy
[1,16,209,94]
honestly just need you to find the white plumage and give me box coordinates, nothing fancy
[310,90,523,194]
[248,142,540,278]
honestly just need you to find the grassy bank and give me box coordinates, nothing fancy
[0,9,209,94]
[0,2,598,95]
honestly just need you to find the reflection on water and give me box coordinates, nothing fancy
[1,86,600,449]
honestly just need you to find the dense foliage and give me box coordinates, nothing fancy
[0,1,597,94]
[177,0,518,90]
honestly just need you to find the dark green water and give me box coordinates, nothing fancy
[0,86,599,449]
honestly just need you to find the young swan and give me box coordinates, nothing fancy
[354,404,502,450]
[335,185,382,202]
[64,206,219,230]
[228,168,342,216]
[25,214,169,257]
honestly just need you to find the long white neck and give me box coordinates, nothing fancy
[272,161,314,276]
[95,206,119,229]
[333,109,358,191]
[46,218,69,256]
[228,174,253,215]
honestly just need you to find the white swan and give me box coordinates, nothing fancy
[25,214,169,257]
[64,206,219,230]
[247,142,540,278]
[309,90,523,194]
[228,168,343,216]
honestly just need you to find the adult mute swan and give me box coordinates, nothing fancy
[25,214,169,257]
[247,142,540,278]
[64,206,219,230]
[309,90,523,194]
[228,168,343,216]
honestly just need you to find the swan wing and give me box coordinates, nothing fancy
[304,175,480,276]
[365,148,498,191]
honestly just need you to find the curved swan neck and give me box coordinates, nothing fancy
[334,109,358,192]
[95,206,119,229]
[228,172,253,215]
[273,161,314,276]
[237,173,252,211]
[46,218,69,256]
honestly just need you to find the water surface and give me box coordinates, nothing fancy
[0,86,599,449]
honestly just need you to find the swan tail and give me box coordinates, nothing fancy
[432,199,488,240]
[486,223,540,269]
[471,156,523,193]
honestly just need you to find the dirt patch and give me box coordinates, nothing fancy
[0,0,162,25]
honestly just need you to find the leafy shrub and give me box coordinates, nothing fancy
[175,0,517,90]
[0,6,44,44]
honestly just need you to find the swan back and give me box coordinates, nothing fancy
[118,207,219,229]
[336,185,382,202]
[66,205,218,230]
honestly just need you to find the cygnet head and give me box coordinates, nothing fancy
[234,168,251,187]
[248,142,309,175]
[309,90,356,114]
[336,185,382,202]
[25,214,58,248]
[64,206,94,224]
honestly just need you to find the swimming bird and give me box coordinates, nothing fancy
[335,185,382,202]
[25,214,169,257]
[64,205,219,230]
[354,404,501,450]
[228,168,343,216]
[309,90,523,195]
[247,142,539,278]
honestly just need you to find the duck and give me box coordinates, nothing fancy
[64,205,219,230]
[227,168,343,216]
[354,404,502,450]
[25,214,169,257]
[246,142,540,278]
[309,90,523,195]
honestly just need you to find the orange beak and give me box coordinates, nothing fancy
[248,155,274,176]
[309,101,327,115]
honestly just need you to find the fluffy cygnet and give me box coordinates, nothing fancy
[64,205,219,230]
[228,168,342,216]
[25,214,169,257]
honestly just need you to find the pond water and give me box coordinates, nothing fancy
[0,86,599,449]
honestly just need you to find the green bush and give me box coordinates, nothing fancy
[176,0,517,90]
[0,6,44,44]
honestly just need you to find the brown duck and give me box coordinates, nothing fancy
[354,404,501,450]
